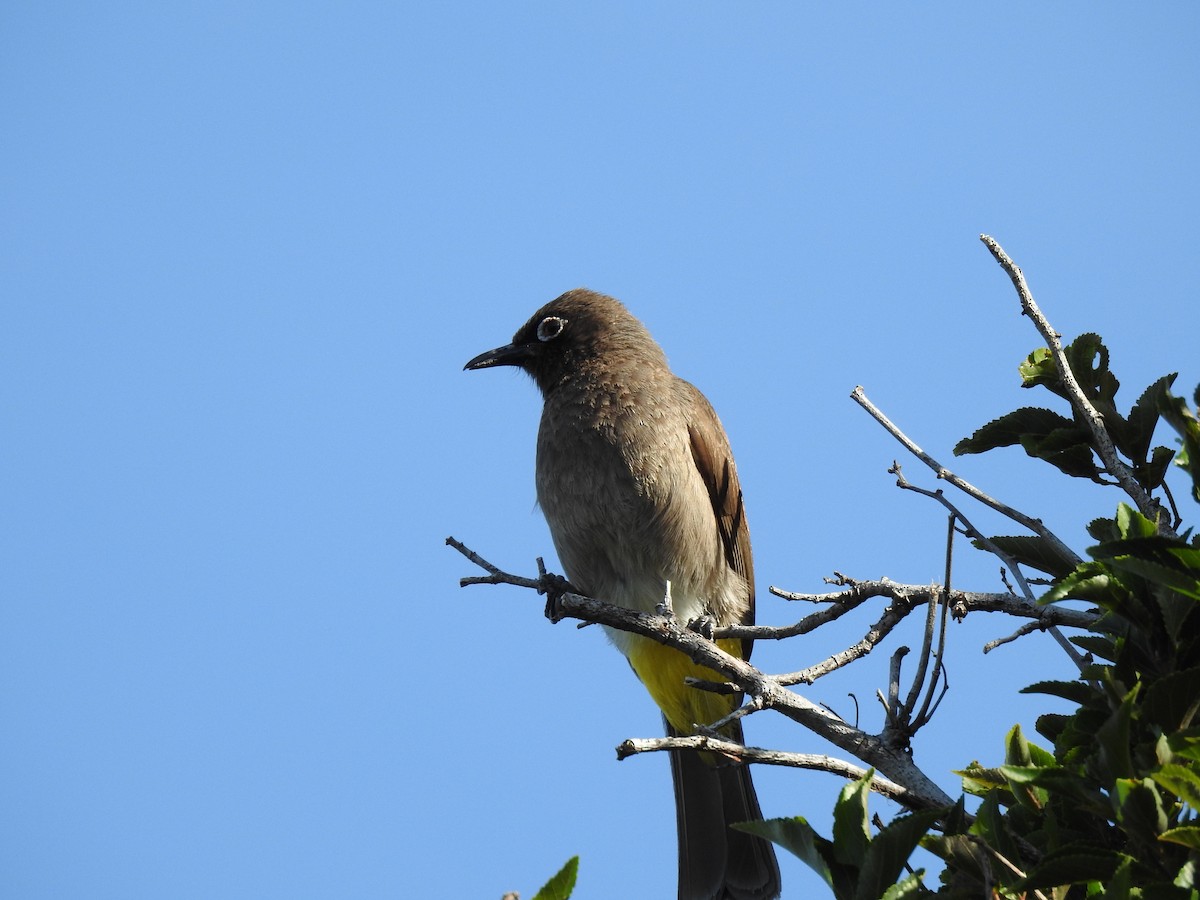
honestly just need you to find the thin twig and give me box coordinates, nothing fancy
[912,518,954,728]
[983,621,1044,653]
[979,234,1174,536]
[851,387,1081,568]
[449,536,956,811]
[617,734,914,803]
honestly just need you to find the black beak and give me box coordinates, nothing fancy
[463,341,534,371]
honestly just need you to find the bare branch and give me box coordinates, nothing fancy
[851,387,1081,568]
[885,463,1089,672]
[979,234,1175,536]
[617,734,913,803]
[449,537,956,812]
[983,621,1046,653]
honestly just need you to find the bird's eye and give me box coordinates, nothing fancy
[536,316,566,342]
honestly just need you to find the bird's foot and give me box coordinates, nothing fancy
[687,614,716,640]
[538,571,576,622]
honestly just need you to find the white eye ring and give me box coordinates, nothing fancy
[536,316,566,342]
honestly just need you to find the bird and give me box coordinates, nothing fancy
[464,288,781,900]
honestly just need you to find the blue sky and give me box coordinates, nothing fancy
[3,4,1197,898]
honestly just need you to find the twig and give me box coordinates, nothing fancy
[979,234,1174,536]
[851,387,1081,569]
[617,734,913,803]
[887,463,1088,672]
[983,621,1045,653]
[448,537,956,812]
[910,518,954,729]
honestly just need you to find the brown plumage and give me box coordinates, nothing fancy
[465,289,780,900]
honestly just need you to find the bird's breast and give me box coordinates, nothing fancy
[534,380,723,623]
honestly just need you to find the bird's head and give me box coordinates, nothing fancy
[463,288,664,395]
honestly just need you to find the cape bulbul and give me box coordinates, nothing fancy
[465,289,781,900]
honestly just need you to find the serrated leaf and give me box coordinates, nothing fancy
[1096,546,1200,603]
[531,856,578,900]
[1005,723,1034,766]
[1135,445,1177,491]
[920,833,995,888]
[1113,777,1168,835]
[955,407,1077,456]
[1096,689,1137,781]
[736,817,836,890]
[998,765,1107,812]
[1021,427,1104,480]
[1021,846,1125,888]
[978,535,1079,577]
[1022,679,1102,705]
[833,770,872,866]
[1116,502,1158,540]
[1036,712,1070,744]
[1102,855,1134,900]
[1126,374,1178,461]
[854,809,943,900]
[1166,729,1200,762]
[956,765,1011,797]
[1070,634,1117,661]
[1042,564,1115,606]
[968,792,1022,862]
[1143,666,1200,732]
[1160,826,1200,851]
[1088,516,1121,543]
[1152,763,1200,809]
[1065,332,1120,407]
[1019,346,1060,391]
[1159,385,1200,503]
[879,870,926,900]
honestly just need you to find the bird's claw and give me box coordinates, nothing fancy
[688,614,716,640]
[539,572,575,622]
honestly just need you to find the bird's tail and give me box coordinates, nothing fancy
[669,719,781,900]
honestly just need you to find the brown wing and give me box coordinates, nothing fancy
[684,385,755,653]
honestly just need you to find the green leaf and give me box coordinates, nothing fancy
[1151,763,1200,809]
[1094,540,1200,603]
[879,870,927,900]
[1116,502,1158,540]
[1136,444,1177,491]
[1096,687,1137,781]
[956,764,1011,799]
[955,407,1078,456]
[1018,346,1059,392]
[1113,777,1169,836]
[1042,563,1116,606]
[1020,427,1105,481]
[737,817,837,890]
[531,856,578,900]
[1022,679,1101,705]
[920,833,993,889]
[968,791,1021,863]
[1088,516,1122,543]
[1021,845,1126,889]
[854,809,943,900]
[1004,723,1034,766]
[976,535,1079,577]
[1160,826,1200,851]
[998,765,1108,812]
[1125,374,1178,466]
[1070,634,1118,661]
[1035,712,1070,744]
[1143,666,1200,732]
[1065,333,1121,408]
[832,770,872,865]
[1159,385,1200,503]
[1101,854,1134,900]
[1166,729,1200,763]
